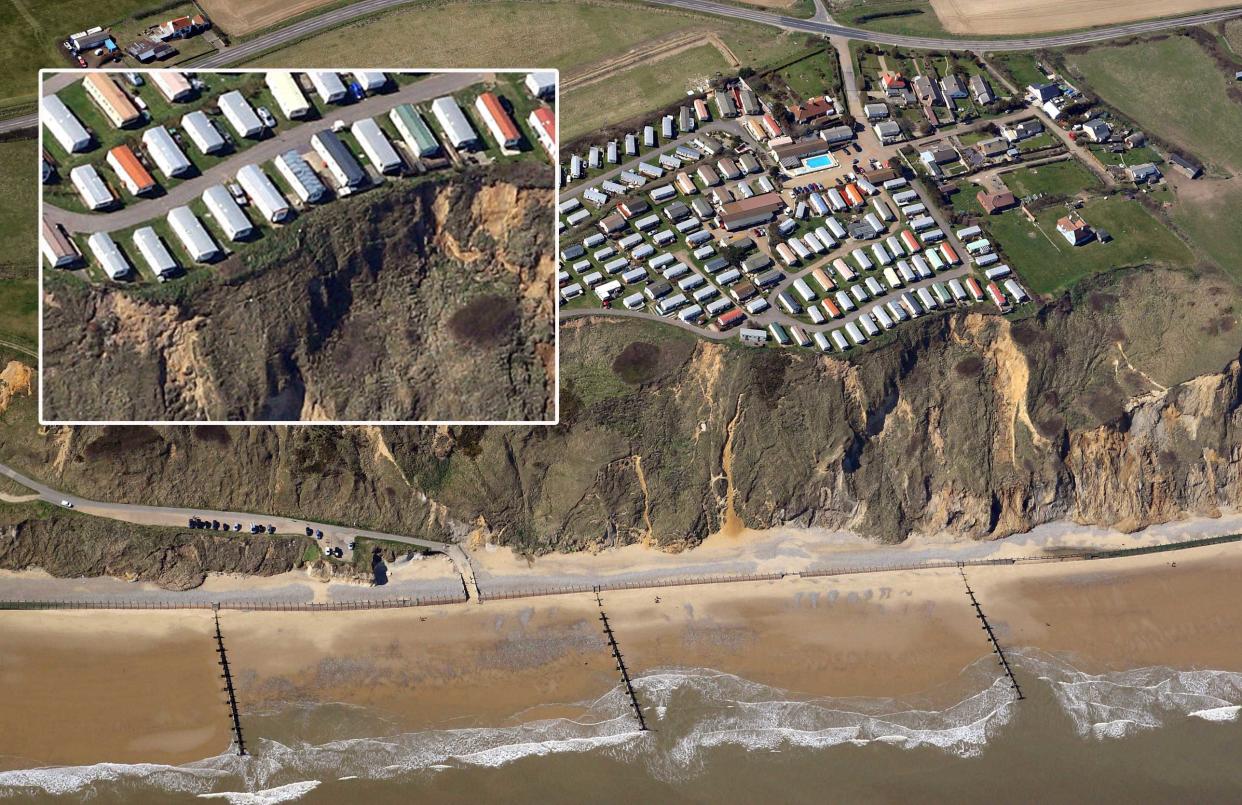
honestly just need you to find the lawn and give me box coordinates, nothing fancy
[999,160,1100,199]
[987,51,1049,89]
[563,45,729,141]
[986,195,1192,293]
[777,49,843,102]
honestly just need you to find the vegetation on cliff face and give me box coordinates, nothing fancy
[40,163,555,423]
[3,265,1242,577]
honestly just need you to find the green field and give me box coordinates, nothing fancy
[999,160,1101,199]
[776,49,842,102]
[563,45,729,141]
[987,52,1049,89]
[986,195,1192,293]
[833,0,949,38]
[1065,35,1242,278]
[0,140,38,268]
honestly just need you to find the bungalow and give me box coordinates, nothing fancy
[880,72,906,96]
[976,137,1008,158]
[872,120,903,144]
[821,124,855,145]
[1125,162,1161,183]
[977,190,1017,214]
[789,96,834,125]
[1082,119,1111,143]
[863,102,889,121]
[919,146,957,165]
[1056,215,1093,246]
[940,74,967,100]
[912,75,938,104]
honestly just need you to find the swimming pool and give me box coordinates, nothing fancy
[803,154,837,169]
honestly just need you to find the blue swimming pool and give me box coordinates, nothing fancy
[803,154,836,169]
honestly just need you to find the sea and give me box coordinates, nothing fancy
[2,650,1241,803]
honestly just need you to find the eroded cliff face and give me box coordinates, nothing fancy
[6,265,1242,558]
[40,162,555,422]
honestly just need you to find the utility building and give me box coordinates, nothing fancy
[218,90,264,138]
[474,92,521,149]
[389,104,440,157]
[132,226,178,279]
[310,130,367,189]
[181,110,226,155]
[69,164,115,210]
[167,206,220,262]
[106,145,157,196]
[430,96,480,149]
[274,150,328,203]
[265,71,312,119]
[202,184,254,241]
[83,73,141,128]
[236,164,292,223]
[141,125,193,178]
[87,232,131,279]
[41,94,91,152]
[351,117,402,173]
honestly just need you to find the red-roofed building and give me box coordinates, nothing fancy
[880,72,907,95]
[977,190,1017,214]
[475,92,521,149]
[1056,215,1093,246]
[788,96,835,124]
[528,107,555,159]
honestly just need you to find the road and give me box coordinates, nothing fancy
[0,461,477,594]
[2,0,1238,137]
[42,72,483,234]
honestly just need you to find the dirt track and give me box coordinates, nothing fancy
[930,0,1242,35]
[563,30,740,92]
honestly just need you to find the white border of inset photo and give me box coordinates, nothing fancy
[37,66,560,426]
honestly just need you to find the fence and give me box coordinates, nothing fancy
[476,571,787,602]
[0,594,467,611]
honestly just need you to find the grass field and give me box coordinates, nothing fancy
[999,160,1101,199]
[776,49,843,102]
[832,0,950,38]
[1226,19,1242,54]
[986,195,1192,293]
[987,51,1049,88]
[563,45,729,141]
[1065,35,1242,279]
[0,140,37,268]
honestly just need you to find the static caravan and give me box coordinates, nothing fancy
[845,321,867,345]
[984,265,1012,281]
[87,232,131,279]
[475,92,521,149]
[830,330,850,351]
[275,150,328,203]
[431,96,480,149]
[858,313,880,338]
[813,331,833,352]
[106,145,156,196]
[265,71,312,119]
[1004,279,1029,303]
[132,226,177,279]
[352,118,402,173]
[218,91,264,138]
[236,164,292,223]
[353,71,388,91]
[308,71,348,104]
[311,130,367,189]
[41,94,91,152]
[202,184,254,241]
[40,218,81,268]
[69,164,114,210]
[865,276,885,297]
[181,110,226,155]
[151,71,194,102]
[141,125,192,178]
[167,206,220,262]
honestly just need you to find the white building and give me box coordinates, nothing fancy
[430,96,479,149]
[141,125,193,178]
[351,117,402,173]
[132,226,178,278]
[307,71,347,104]
[41,94,91,152]
[151,71,194,102]
[528,107,555,159]
[274,150,328,203]
[352,71,388,91]
[181,110,226,155]
[167,206,220,262]
[40,218,81,268]
[265,71,312,119]
[525,71,556,99]
[202,184,254,241]
[87,232,131,279]
[236,164,292,223]
[218,90,263,138]
[69,164,114,210]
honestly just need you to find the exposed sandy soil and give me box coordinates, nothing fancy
[563,31,740,92]
[930,0,1240,35]
[200,0,342,36]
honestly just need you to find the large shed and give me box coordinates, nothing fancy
[41,94,91,152]
[167,206,220,262]
[430,96,480,149]
[236,164,292,223]
[202,184,254,241]
[351,118,402,173]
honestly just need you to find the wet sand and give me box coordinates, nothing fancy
[0,610,230,771]
[970,543,1242,673]
[605,569,989,701]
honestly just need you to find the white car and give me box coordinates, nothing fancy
[59,499,73,508]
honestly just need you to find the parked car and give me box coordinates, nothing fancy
[228,183,248,205]
[267,525,275,534]
[233,523,242,531]
[305,526,313,537]
[60,499,73,508]
[315,529,323,539]
[348,82,365,101]
[256,106,276,128]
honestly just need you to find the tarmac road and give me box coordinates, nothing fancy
[0,461,477,592]
[4,0,1240,136]
[42,71,483,234]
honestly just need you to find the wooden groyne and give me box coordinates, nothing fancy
[212,608,248,756]
[957,565,1024,701]
[596,590,648,731]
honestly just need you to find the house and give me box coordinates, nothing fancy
[864,102,889,121]
[1082,119,1111,143]
[940,73,968,100]
[821,124,855,144]
[976,137,1008,158]
[1027,82,1060,103]
[1002,119,1043,142]
[1169,153,1201,179]
[969,74,995,104]
[789,96,835,124]
[912,75,938,104]
[431,96,480,149]
[1056,215,1093,246]
[872,120,903,144]
[880,72,906,95]
[919,146,957,165]
[525,71,556,99]
[977,190,1017,214]
[1125,162,1161,183]
[157,14,209,40]
[83,72,141,128]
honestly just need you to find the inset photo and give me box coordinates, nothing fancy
[38,67,559,424]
